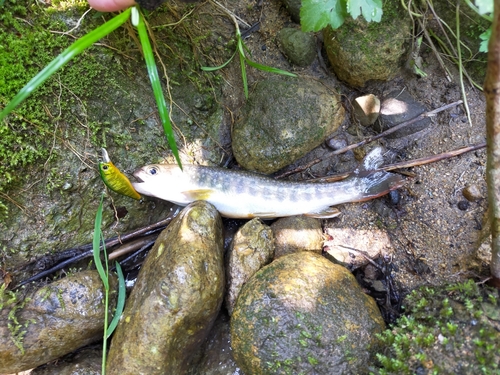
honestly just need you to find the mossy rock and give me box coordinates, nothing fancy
[231,252,385,374]
[323,1,412,87]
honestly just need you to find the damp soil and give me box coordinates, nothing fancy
[214,0,488,297]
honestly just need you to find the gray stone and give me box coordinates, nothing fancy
[106,201,225,375]
[374,90,431,138]
[232,76,345,174]
[231,252,385,374]
[271,216,323,258]
[0,271,117,374]
[277,28,316,67]
[225,218,274,315]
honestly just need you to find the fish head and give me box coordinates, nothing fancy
[132,164,189,203]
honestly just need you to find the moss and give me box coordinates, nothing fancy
[373,280,500,375]
[0,0,119,220]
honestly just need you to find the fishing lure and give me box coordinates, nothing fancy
[99,148,141,200]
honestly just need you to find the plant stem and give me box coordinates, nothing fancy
[484,0,500,285]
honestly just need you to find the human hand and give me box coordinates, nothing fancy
[88,0,136,12]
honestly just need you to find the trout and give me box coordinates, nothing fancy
[132,148,405,219]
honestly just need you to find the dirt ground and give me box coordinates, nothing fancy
[212,0,488,296]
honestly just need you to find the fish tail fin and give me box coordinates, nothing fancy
[350,170,405,203]
[346,147,405,202]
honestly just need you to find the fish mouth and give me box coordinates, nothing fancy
[132,170,144,183]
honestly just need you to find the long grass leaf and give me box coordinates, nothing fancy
[245,59,297,77]
[0,9,132,122]
[200,50,237,71]
[106,261,126,338]
[93,195,109,289]
[134,8,182,168]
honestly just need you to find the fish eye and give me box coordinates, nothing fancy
[147,166,158,176]
[102,165,109,170]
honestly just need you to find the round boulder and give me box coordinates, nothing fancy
[323,2,411,87]
[231,252,385,374]
[232,76,345,174]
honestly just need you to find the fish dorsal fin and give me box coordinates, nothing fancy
[182,189,215,201]
[304,207,341,219]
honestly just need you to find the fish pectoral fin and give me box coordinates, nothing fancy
[182,189,215,201]
[304,207,341,219]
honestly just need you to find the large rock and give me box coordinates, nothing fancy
[231,252,385,374]
[232,76,345,174]
[106,201,225,375]
[323,2,411,87]
[225,218,274,315]
[0,271,117,374]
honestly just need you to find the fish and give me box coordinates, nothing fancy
[132,148,405,219]
[99,148,142,200]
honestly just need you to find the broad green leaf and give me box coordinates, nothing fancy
[475,0,493,15]
[479,28,491,53]
[301,0,347,32]
[347,0,382,22]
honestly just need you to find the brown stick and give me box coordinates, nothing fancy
[276,100,464,179]
[485,1,500,285]
[306,142,486,183]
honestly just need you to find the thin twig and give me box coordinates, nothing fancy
[13,207,181,289]
[276,100,463,179]
[306,142,486,183]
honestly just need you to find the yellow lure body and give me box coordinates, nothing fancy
[99,148,141,200]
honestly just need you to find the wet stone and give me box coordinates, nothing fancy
[106,201,225,375]
[30,345,102,375]
[231,252,385,375]
[0,271,118,374]
[225,218,274,315]
[232,76,345,174]
[188,312,240,375]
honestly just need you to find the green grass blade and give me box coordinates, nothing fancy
[200,50,236,71]
[237,39,249,99]
[245,59,297,77]
[106,261,126,338]
[134,7,182,168]
[0,9,132,122]
[93,195,109,289]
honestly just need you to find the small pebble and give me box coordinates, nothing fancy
[326,137,347,150]
[457,200,470,211]
[462,184,483,202]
